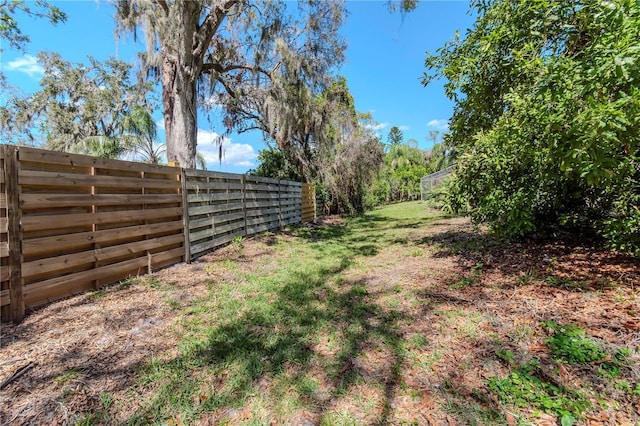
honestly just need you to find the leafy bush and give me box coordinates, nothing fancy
[425,0,640,254]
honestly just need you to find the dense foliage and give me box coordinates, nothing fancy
[424,0,640,254]
[252,78,384,214]
[0,53,150,153]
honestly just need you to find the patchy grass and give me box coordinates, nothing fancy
[1,201,639,425]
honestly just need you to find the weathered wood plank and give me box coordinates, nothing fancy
[244,175,279,185]
[185,181,243,191]
[20,193,181,208]
[246,214,280,227]
[0,217,6,232]
[21,206,182,232]
[184,169,240,180]
[188,202,244,217]
[180,167,190,264]
[209,211,245,225]
[189,221,245,242]
[0,289,9,307]
[20,170,181,190]
[187,192,244,203]
[190,232,240,256]
[246,207,279,217]
[0,242,8,258]
[244,192,280,200]
[244,183,280,192]
[22,234,184,279]
[245,200,279,209]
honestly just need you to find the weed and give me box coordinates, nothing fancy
[165,298,181,310]
[517,268,538,285]
[54,369,81,386]
[487,360,591,424]
[543,321,607,364]
[117,277,136,290]
[615,380,640,396]
[99,392,114,410]
[410,248,423,257]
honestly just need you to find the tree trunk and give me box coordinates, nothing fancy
[161,2,200,169]
[162,56,197,169]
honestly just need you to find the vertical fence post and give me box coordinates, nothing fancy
[5,145,24,323]
[242,174,248,237]
[180,166,191,264]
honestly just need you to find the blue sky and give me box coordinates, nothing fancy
[1,1,474,173]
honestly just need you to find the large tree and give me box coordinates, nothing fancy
[424,0,640,253]
[115,0,346,168]
[0,52,150,150]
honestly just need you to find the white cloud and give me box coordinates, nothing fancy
[427,119,449,130]
[398,125,410,131]
[197,129,257,168]
[6,54,44,77]
[155,118,165,130]
[365,121,389,131]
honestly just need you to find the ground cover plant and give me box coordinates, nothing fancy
[1,201,638,425]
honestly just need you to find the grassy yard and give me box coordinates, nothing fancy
[1,201,638,425]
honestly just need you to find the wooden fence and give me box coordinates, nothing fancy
[184,170,302,259]
[301,183,316,223]
[0,145,314,322]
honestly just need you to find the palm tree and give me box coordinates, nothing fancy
[122,106,166,164]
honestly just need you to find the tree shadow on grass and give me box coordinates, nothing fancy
[124,223,409,425]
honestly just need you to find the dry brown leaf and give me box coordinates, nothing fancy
[505,411,516,426]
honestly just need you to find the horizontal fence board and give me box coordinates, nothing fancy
[190,233,241,256]
[21,193,181,208]
[210,211,245,224]
[187,192,244,203]
[0,242,7,258]
[0,289,9,307]
[245,175,279,185]
[188,202,244,216]
[246,223,279,235]
[23,247,184,307]
[22,221,183,257]
[18,147,181,176]
[185,169,240,180]
[0,218,6,232]
[20,170,180,190]
[186,181,243,191]
[22,234,184,279]
[21,207,182,232]
[189,221,245,242]
[246,214,280,227]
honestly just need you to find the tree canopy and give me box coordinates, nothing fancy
[424,0,640,254]
[0,52,151,152]
[387,126,404,146]
[115,0,346,168]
